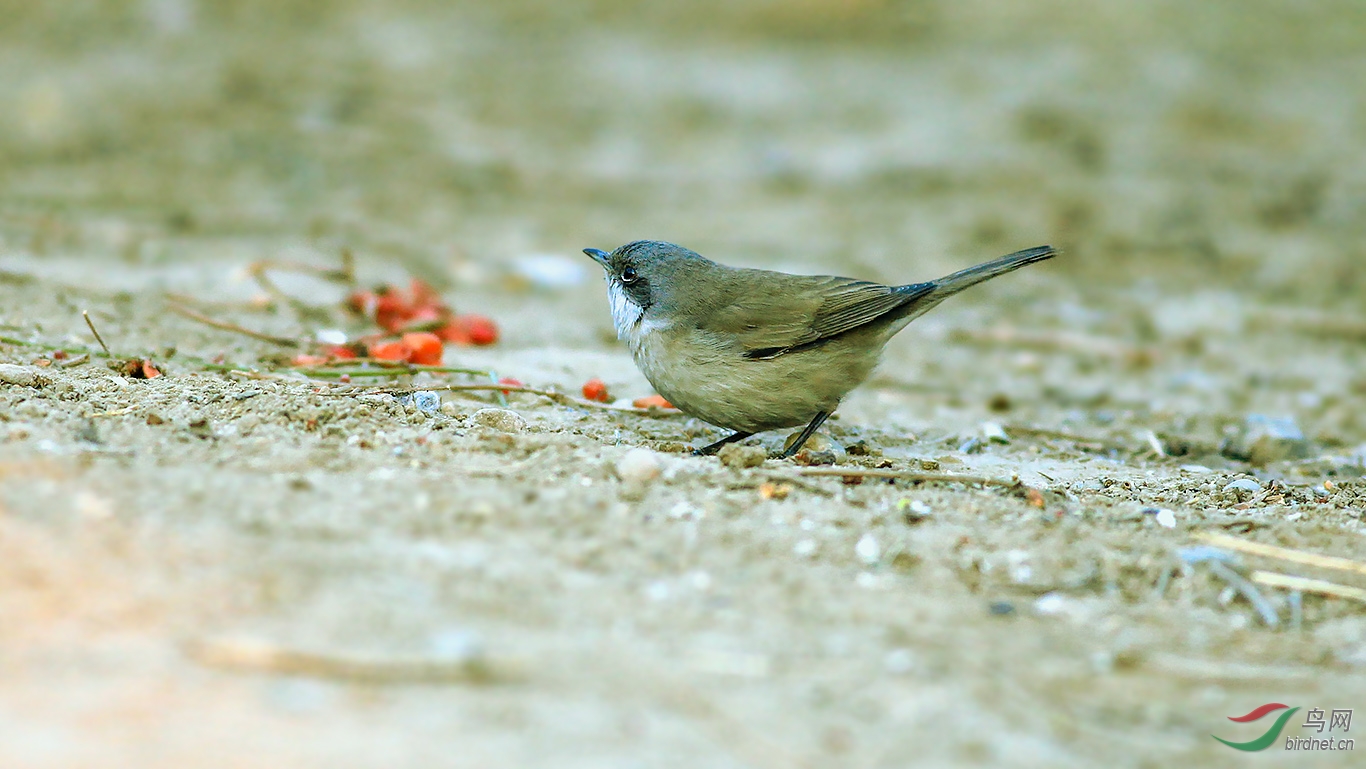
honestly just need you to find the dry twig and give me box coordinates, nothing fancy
[169,304,301,347]
[1206,560,1279,627]
[57,353,90,368]
[293,363,493,378]
[1251,571,1366,604]
[1193,531,1366,578]
[82,310,111,356]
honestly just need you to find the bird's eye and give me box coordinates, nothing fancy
[621,267,638,284]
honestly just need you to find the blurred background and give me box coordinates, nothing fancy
[3,4,1366,767]
[2,0,1364,302]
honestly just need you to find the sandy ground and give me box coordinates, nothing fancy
[2,2,1365,767]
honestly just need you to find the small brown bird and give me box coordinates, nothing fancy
[584,241,1056,457]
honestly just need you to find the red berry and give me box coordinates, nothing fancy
[435,318,472,345]
[632,394,674,410]
[462,314,498,346]
[319,344,359,360]
[373,290,414,333]
[400,332,444,366]
[368,340,411,361]
[582,377,610,403]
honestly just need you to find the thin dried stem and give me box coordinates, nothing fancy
[1207,560,1279,627]
[1251,571,1366,604]
[169,304,301,347]
[82,310,111,356]
[293,364,494,378]
[1193,531,1366,578]
[57,353,91,368]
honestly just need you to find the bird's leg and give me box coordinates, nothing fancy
[693,431,755,456]
[780,410,832,459]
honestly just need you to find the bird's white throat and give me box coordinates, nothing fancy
[605,279,668,345]
[605,280,642,339]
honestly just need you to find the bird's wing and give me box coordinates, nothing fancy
[698,274,932,360]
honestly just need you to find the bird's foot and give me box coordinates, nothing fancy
[693,431,755,456]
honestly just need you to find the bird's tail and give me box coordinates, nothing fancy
[892,245,1056,322]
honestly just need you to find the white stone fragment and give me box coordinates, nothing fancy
[981,421,1010,443]
[0,364,44,388]
[1034,592,1069,616]
[855,533,881,565]
[615,448,662,484]
[1223,478,1261,493]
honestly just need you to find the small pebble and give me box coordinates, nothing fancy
[793,448,836,466]
[717,443,766,469]
[789,431,841,455]
[759,481,791,500]
[471,408,526,432]
[845,440,879,457]
[1177,545,1238,565]
[1033,592,1069,616]
[1223,478,1261,493]
[410,390,440,414]
[855,571,883,589]
[855,533,881,566]
[897,498,933,523]
[1142,507,1177,528]
[0,364,45,388]
[981,422,1010,443]
[616,448,662,484]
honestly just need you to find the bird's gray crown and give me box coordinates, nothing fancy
[584,240,717,316]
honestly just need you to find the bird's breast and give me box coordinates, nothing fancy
[625,325,855,433]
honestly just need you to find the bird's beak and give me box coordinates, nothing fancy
[583,247,609,266]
